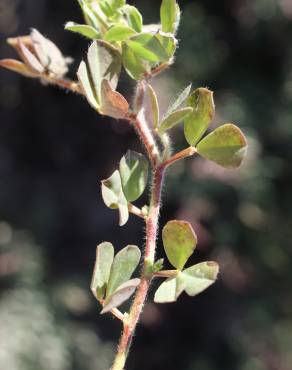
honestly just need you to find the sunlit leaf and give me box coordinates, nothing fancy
[182,261,219,296]
[162,220,197,270]
[77,61,99,110]
[156,32,177,59]
[104,25,137,42]
[160,0,181,34]
[101,170,129,226]
[91,242,114,300]
[77,0,101,29]
[119,150,149,202]
[65,22,100,39]
[196,123,248,169]
[101,278,140,313]
[158,107,193,133]
[154,262,219,303]
[154,273,185,303]
[122,5,143,33]
[78,40,122,110]
[87,40,121,96]
[126,33,168,63]
[122,42,149,80]
[164,83,192,117]
[184,87,215,146]
[100,79,129,119]
[106,245,141,299]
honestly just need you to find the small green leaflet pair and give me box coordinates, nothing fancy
[154,220,219,303]
[101,150,149,226]
[91,242,141,313]
[66,0,180,81]
[144,83,247,169]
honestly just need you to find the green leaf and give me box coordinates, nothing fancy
[77,61,99,110]
[100,79,129,119]
[126,33,169,63]
[101,278,140,313]
[122,42,149,80]
[157,32,177,59]
[160,0,180,34]
[101,170,129,226]
[78,40,122,110]
[162,220,197,270]
[65,22,100,39]
[165,84,192,117]
[154,273,185,303]
[196,123,248,169]
[154,262,219,303]
[88,40,121,96]
[77,0,100,29]
[104,25,137,42]
[122,5,143,33]
[91,242,114,300]
[158,107,193,134]
[182,262,219,296]
[119,150,149,202]
[184,87,215,146]
[106,245,141,299]
[147,84,159,129]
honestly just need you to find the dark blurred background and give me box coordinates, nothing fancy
[1,1,292,369]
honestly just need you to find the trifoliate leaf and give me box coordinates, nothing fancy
[196,123,248,169]
[101,278,140,314]
[154,262,219,303]
[119,150,149,202]
[65,22,100,39]
[184,87,215,146]
[162,220,197,270]
[101,170,129,226]
[106,245,141,299]
[91,242,114,300]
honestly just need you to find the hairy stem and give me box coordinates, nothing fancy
[111,166,165,370]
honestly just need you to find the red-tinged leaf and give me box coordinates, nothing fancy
[100,79,129,119]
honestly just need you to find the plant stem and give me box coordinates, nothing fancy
[111,164,165,370]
